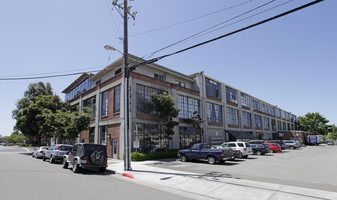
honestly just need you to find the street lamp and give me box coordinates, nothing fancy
[104,44,132,171]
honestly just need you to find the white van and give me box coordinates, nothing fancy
[222,142,253,158]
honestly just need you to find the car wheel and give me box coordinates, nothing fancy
[73,160,80,173]
[207,156,216,164]
[50,155,55,163]
[32,154,34,158]
[42,155,46,161]
[180,154,188,162]
[290,146,294,150]
[99,167,106,172]
[272,150,276,153]
[243,155,248,158]
[256,151,262,156]
[62,158,68,169]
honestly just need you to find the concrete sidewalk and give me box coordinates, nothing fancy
[107,159,337,200]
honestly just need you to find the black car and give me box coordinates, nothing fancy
[250,144,267,155]
[62,143,108,173]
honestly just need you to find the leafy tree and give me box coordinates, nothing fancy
[15,95,63,145]
[327,124,337,141]
[297,112,329,135]
[152,92,180,151]
[183,111,205,143]
[6,131,25,144]
[12,82,53,120]
[43,106,92,141]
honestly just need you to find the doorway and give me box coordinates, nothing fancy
[112,139,118,159]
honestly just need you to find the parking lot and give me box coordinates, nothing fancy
[146,145,337,192]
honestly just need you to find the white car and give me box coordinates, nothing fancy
[284,140,301,150]
[222,142,253,158]
[32,146,48,159]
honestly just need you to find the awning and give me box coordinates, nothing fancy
[225,130,255,140]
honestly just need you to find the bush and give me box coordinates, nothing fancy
[18,143,28,147]
[131,149,178,161]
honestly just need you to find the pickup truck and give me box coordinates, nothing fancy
[177,143,235,164]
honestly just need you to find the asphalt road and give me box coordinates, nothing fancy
[0,146,192,200]
[146,145,337,193]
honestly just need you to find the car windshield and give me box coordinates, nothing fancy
[245,143,251,147]
[59,146,72,151]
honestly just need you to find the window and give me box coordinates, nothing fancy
[277,121,282,130]
[281,110,285,119]
[207,103,223,123]
[65,78,93,101]
[83,96,96,119]
[99,126,107,145]
[263,117,270,129]
[179,127,201,149]
[114,85,121,113]
[283,122,287,130]
[133,123,165,153]
[175,81,185,87]
[178,95,199,119]
[136,84,164,114]
[269,107,275,116]
[226,87,238,104]
[206,78,221,98]
[276,108,281,117]
[154,73,164,81]
[254,114,262,128]
[101,91,109,117]
[241,93,250,107]
[271,119,276,130]
[242,111,252,127]
[253,100,260,111]
[286,112,290,120]
[227,107,239,125]
[89,127,95,144]
[261,103,266,113]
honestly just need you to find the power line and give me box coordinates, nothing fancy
[129,0,255,37]
[144,0,277,59]
[131,0,324,69]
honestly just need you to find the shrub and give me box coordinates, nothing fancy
[131,149,178,161]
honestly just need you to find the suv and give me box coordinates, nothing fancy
[222,142,253,158]
[62,143,108,173]
[43,144,73,163]
[284,140,300,150]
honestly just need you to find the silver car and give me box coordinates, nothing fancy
[43,144,73,163]
[32,146,48,159]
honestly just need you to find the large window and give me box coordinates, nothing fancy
[101,91,109,117]
[276,108,281,117]
[286,112,290,120]
[207,103,223,123]
[261,103,266,113]
[65,78,93,101]
[271,119,276,130]
[206,78,221,98]
[227,107,239,125]
[136,84,164,114]
[263,117,270,129]
[277,121,282,130]
[269,107,275,116]
[226,87,238,104]
[281,110,285,119]
[253,100,260,111]
[179,127,201,149]
[254,114,262,128]
[242,111,252,127]
[241,93,250,107]
[133,124,165,153]
[114,85,121,113]
[99,126,107,145]
[178,95,200,119]
[83,96,96,119]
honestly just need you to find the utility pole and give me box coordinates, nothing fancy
[112,0,136,171]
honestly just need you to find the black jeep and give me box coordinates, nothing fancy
[62,143,108,173]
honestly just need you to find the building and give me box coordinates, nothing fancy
[62,54,298,159]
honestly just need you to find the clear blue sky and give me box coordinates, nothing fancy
[1,0,336,136]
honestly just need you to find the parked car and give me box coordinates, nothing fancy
[267,140,289,149]
[327,141,335,145]
[263,143,282,153]
[211,145,240,161]
[250,144,267,155]
[284,140,300,150]
[43,144,73,163]
[63,143,108,173]
[221,142,253,158]
[178,143,235,164]
[32,146,48,159]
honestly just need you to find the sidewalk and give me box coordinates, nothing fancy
[107,159,337,200]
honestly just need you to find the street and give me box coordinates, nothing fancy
[146,145,337,193]
[0,146,191,200]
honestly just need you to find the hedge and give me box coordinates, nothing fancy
[131,149,178,161]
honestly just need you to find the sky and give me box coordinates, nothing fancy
[0,0,336,137]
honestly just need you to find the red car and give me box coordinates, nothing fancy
[263,143,282,153]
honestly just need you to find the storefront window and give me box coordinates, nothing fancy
[179,127,201,149]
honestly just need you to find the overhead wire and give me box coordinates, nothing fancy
[143,0,277,59]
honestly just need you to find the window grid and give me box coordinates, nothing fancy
[178,95,200,119]
[114,85,121,113]
[207,103,223,123]
[205,78,221,98]
[263,117,270,129]
[241,93,251,107]
[253,100,260,111]
[136,84,164,114]
[226,87,238,104]
[101,91,109,117]
[242,111,252,127]
[227,107,239,125]
[254,114,262,128]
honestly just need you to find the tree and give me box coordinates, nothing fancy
[152,92,180,151]
[327,124,337,141]
[183,111,205,143]
[297,112,329,135]
[6,131,25,144]
[14,95,63,145]
[43,106,92,141]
